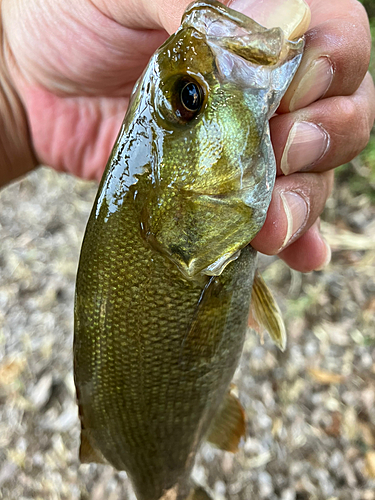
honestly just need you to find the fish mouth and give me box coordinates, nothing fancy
[182,0,305,67]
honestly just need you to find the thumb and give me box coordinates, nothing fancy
[95,0,310,38]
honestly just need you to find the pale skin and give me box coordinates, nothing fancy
[1,0,374,272]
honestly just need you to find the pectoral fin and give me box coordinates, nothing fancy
[250,270,286,351]
[79,429,107,464]
[207,390,246,453]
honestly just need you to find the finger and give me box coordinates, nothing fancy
[98,0,310,37]
[94,0,190,31]
[279,0,371,112]
[251,171,334,255]
[277,219,331,272]
[271,72,375,176]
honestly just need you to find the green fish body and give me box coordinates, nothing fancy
[74,2,304,499]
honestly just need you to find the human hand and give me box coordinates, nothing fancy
[249,0,375,272]
[1,0,374,273]
[1,0,169,181]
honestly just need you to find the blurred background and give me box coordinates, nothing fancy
[0,3,374,500]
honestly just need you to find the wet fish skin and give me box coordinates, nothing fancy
[74,2,304,499]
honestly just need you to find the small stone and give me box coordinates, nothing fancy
[214,480,226,496]
[313,468,334,497]
[281,488,296,500]
[28,373,53,409]
[258,471,274,498]
[47,406,78,432]
[362,491,375,500]
[329,450,344,472]
[0,462,18,487]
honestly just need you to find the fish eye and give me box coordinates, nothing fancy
[157,75,206,126]
[172,77,204,123]
[180,82,201,112]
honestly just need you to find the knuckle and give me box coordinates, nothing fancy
[328,96,370,159]
[357,122,371,153]
[330,96,357,125]
[312,18,371,91]
[353,23,372,68]
[352,0,371,25]
[353,107,372,154]
[336,22,370,77]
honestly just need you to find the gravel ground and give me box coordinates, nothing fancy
[0,165,374,500]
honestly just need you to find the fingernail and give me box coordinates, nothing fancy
[280,191,308,249]
[280,122,329,175]
[290,56,334,111]
[315,238,332,270]
[229,0,310,40]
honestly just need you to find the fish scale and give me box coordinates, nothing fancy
[74,1,306,498]
[75,180,256,498]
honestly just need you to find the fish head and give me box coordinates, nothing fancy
[101,1,305,280]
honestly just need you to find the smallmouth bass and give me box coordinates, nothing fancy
[74,1,306,499]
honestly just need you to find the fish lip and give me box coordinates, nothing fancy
[181,0,305,68]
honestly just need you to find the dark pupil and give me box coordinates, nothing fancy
[180,83,201,112]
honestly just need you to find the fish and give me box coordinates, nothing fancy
[74,1,306,499]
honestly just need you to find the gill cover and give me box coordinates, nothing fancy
[97,0,304,280]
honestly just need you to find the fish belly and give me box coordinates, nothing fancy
[74,195,256,500]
